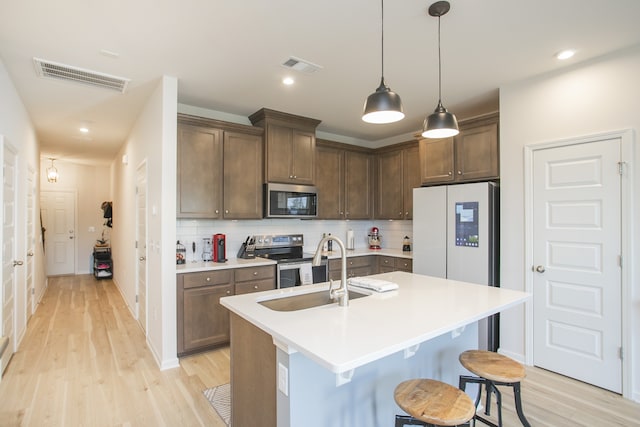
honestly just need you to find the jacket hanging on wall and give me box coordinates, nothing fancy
[101,201,113,228]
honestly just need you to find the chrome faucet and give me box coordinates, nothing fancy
[312,235,349,307]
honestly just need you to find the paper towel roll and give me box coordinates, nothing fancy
[346,229,355,250]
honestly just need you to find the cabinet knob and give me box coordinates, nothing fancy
[226,290,231,295]
[206,277,211,282]
[340,211,344,215]
[405,212,409,216]
[458,171,462,175]
[349,261,353,265]
[289,175,293,179]
[448,171,452,175]
[27,250,34,257]
[293,175,297,179]
[215,209,219,214]
[253,285,258,289]
[139,256,146,261]
[253,271,258,276]
[13,260,24,267]
[225,209,229,214]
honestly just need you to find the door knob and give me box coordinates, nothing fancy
[13,260,24,267]
[69,236,74,239]
[534,265,545,273]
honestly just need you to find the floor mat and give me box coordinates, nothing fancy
[203,383,231,426]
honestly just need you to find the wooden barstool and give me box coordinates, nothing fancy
[394,378,475,426]
[458,350,531,427]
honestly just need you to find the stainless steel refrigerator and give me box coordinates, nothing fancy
[412,181,499,351]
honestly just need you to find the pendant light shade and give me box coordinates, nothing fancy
[422,100,459,138]
[363,78,404,124]
[46,158,58,183]
[422,1,458,138]
[362,0,404,124]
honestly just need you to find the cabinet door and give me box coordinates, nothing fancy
[223,131,263,219]
[455,122,499,181]
[177,125,223,218]
[419,137,455,185]
[376,150,404,219]
[316,145,344,219]
[182,284,234,352]
[403,145,420,220]
[291,129,315,184]
[345,151,373,219]
[265,124,293,183]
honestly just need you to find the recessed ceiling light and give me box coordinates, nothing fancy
[556,49,576,60]
[79,127,89,133]
[282,77,295,85]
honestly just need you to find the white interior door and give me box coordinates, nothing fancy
[2,139,20,371]
[532,138,622,393]
[136,163,147,333]
[40,191,76,276]
[26,167,35,320]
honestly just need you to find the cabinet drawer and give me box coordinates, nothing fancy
[182,270,233,289]
[395,258,412,271]
[235,279,276,295]
[348,266,375,278]
[346,256,373,269]
[235,265,275,282]
[378,256,395,269]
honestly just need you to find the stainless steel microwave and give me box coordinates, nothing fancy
[264,183,318,218]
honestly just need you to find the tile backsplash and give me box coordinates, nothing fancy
[177,218,412,261]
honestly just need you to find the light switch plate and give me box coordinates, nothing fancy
[278,363,288,396]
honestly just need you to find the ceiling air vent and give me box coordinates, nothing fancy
[33,57,130,93]
[281,56,323,74]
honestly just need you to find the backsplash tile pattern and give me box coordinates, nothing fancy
[177,219,412,261]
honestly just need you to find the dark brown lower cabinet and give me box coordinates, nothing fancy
[181,283,234,353]
[177,265,275,356]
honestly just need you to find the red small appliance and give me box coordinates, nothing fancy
[213,233,227,263]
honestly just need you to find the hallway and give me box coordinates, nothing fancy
[0,275,228,426]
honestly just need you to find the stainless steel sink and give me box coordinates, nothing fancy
[259,290,370,312]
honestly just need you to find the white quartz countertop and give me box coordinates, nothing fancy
[220,271,530,374]
[323,248,412,260]
[176,257,276,274]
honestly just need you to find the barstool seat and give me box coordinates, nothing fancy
[458,350,531,427]
[394,378,475,426]
[459,350,526,383]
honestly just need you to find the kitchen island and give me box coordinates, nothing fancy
[220,271,529,427]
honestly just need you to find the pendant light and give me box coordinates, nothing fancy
[46,158,59,183]
[362,0,404,124]
[422,1,459,138]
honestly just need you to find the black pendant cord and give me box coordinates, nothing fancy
[380,0,385,83]
[437,14,442,103]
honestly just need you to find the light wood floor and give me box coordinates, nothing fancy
[0,275,229,426]
[1,275,638,426]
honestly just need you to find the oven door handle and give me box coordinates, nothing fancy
[278,262,309,271]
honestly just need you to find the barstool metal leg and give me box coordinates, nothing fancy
[512,382,531,427]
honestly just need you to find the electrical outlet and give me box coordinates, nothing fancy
[278,363,288,396]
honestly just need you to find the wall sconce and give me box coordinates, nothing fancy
[46,158,59,183]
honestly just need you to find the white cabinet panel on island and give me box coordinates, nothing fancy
[221,271,530,427]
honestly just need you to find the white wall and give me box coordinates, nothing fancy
[500,45,639,400]
[0,59,46,356]
[111,76,178,370]
[39,159,111,274]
